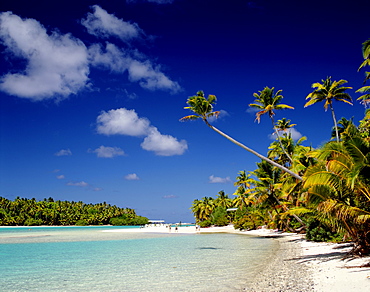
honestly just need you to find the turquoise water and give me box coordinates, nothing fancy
[0,226,278,291]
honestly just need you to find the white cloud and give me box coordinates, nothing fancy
[128,59,181,92]
[56,175,65,179]
[208,109,229,123]
[88,43,181,93]
[141,127,188,156]
[55,149,72,156]
[88,43,130,72]
[89,145,125,158]
[209,175,232,184]
[81,5,143,42]
[270,128,303,141]
[67,181,89,187]
[124,173,140,180]
[162,194,178,199]
[0,12,90,100]
[96,107,188,156]
[96,108,151,136]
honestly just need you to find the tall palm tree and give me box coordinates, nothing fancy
[304,77,353,142]
[249,87,295,164]
[180,91,302,181]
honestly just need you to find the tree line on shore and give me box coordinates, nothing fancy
[0,196,148,226]
[186,39,370,256]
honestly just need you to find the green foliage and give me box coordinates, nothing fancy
[0,197,147,226]
[305,218,344,242]
[75,219,89,226]
[211,207,229,226]
[198,220,212,228]
[109,214,149,226]
[24,218,43,226]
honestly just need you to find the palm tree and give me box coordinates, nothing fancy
[358,39,370,83]
[303,139,370,255]
[357,39,370,106]
[249,87,295,164]
[180,91,302,181]
[275,118,296,136]
[304,77,353,142]
[215,191,232,209]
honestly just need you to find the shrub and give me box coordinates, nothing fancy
[75,219,89,226]
[199,220,212,228]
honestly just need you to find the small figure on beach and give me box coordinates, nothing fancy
[175,226,178,232]
[168,225,171,232]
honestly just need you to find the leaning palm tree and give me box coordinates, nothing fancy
[304,77,353,142]
[249,87,294,164]
[180,91,302,181]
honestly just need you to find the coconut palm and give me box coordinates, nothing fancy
[215,191,232,209]
[304,77,353,142]
[275,118,296,136]
[180,91,302,181]
[358,39,370,82]
[249,87,294,164]
[303,139,370,255]
[356,86,370,107]
[233,171,255,209]
[357,40,370,106]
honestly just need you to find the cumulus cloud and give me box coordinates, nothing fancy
[88,43,181,93]
[55,149,72,156]
[0,7,180,100]
[141,127,188,156]
[209,175,232,184]
[67,181,89,187]
[96,108,150,136]
[124,173,140,180]
[0,12,90,101]
[89,145,125,158]
[81,5,143,42]
[96,107,188,156]
[270,128,303,141]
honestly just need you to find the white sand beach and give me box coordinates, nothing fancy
[104,225,370,291]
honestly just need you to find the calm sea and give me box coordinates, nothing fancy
[0,226,278,291]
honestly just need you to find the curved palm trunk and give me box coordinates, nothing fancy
[271,117,293,164]
[330,104,340,142]
[203,119,303,181]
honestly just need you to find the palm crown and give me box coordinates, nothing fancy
[249,87,294,123]
[304,77,353,110]
[180,91,220,124]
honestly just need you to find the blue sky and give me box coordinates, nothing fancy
[0,0,369,223]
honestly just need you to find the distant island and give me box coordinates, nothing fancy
[0,196,148,226]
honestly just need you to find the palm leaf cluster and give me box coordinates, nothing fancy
[186,38,370,255]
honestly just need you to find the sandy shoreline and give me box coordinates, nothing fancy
[104,225,370,291]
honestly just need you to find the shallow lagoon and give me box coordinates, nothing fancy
[0,226,278,291]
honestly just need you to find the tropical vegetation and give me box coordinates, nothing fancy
[0,196,148,226]
[185,39,370,256]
